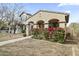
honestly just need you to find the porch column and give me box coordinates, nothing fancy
[26,24,29,36]
[64,23,67,40]
[45,23,48,28]
[8,25,11,33]
[33,24,37,28]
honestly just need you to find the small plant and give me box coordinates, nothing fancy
[32,28,40,39]
[38,33,44,39]
[43,29,49,40]
[21,30,26,33]
[23,33,26,37]
[22,30,26,37]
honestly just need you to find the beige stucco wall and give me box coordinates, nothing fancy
[26,11,66,28]
[59,23,66,28]
[33,23,66,28]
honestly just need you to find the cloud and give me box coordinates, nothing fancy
[65,10,71,13]
[58,3,79,7]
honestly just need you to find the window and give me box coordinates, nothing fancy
[49,19,59,27]
[37,20,44,29]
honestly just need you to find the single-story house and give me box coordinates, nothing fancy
[26,10,69,36]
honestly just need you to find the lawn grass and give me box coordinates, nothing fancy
[0,38,73,56]
[0,33,8,38]
[0,49,12,56]
[0,33,79,56]
[0,33,23,42]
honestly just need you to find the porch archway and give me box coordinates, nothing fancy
[28,21,34,35]
[37,20,44,29]
[48,19,59,28]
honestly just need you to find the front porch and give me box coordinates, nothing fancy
[26,19,67,37]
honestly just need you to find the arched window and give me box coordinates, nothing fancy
[37,20,44,29]
[48,19,59,28]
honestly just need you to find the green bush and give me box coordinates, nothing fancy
[32,28,45,39]
[43,30,49,40]
[38,33,44,39]
[32,28,65,44]
[32,28,40,39]
[23,33,26,37]
[52,29,65,43]
[21,30,26,33]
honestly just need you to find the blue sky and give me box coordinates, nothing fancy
[18,3,79,24]
[1,3,79,24]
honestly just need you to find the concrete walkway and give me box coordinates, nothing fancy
[72,46,75,56]
[72,45,77,56]
[0,36,32,46]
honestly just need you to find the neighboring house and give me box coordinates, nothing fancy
[26,10,69,35]
[7,12,32,34]
[19,12,32,23]
[14,12,32,33]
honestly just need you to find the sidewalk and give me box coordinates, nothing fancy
[0,36,32,46]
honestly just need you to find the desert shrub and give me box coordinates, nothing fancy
[66,32,75,40]
[66,33,71,39]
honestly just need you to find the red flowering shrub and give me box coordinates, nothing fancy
[47,27,65,43]
[48,27,56,32]
[48,27,64,32]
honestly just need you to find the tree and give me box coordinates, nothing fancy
[0,4,9,31]
[0,3,24,34]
